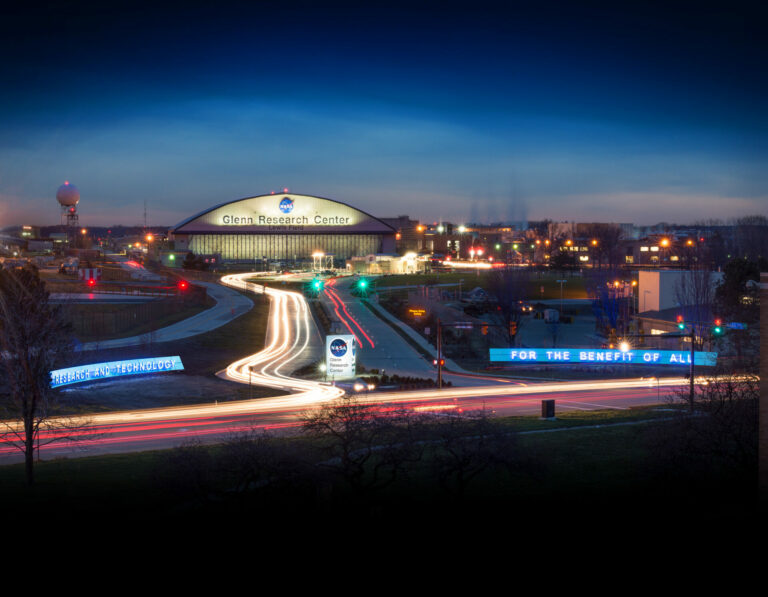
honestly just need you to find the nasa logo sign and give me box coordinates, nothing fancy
[326,334,356,380]
[279,196,294,214]
[330,338,347,357]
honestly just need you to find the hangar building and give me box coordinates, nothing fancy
[170,193,397,264]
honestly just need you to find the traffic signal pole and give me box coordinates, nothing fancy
[623,331,697,412]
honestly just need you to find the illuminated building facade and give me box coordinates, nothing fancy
[170,193,396,263]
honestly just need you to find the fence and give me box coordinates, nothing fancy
[62,291,209,339]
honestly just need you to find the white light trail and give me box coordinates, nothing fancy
[219,272,345,406]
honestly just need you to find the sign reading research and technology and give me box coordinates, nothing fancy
[325,335,357,380]
[50,356,185,388]
[489,348,718,367]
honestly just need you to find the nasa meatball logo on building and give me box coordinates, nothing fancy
[279,197,294,214]
[326,334,356,379]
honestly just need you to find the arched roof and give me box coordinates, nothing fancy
[172,193,396,235]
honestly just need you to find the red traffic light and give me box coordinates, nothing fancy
[714,318,722,326]
[177,280,189,291]
[87,278,96,287]
[676,314,684,323]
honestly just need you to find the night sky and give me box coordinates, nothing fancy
[1,1,767,227]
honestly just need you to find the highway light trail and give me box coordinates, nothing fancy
[219,272,345,405]
[323,278,375,348]
[323,285,361,345]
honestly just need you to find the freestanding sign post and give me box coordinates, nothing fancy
[325,334,357,380]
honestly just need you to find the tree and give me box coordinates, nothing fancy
[301,396,423,497]
[731,215,768,261]
[580,223,623,269]
[645,373,758,485]
[487,267,531,346]
[675,267,716,351]
[549,250,576,271]
[714,258,763,370]
[182,251,209,271]
[0,265,80,484]
[429,406,530,499]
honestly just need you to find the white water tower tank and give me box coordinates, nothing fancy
[56,181,80,207]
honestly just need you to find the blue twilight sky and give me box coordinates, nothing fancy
[1,1,767,227]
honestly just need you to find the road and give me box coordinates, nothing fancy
[217,272,343,400]
[0,270,690,464]
[321,275,501,385]
[0,376,689,462]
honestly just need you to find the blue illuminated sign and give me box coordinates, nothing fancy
[489,348,717,367]
[50,356,185,388]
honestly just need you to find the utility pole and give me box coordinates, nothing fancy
[437,317,443,389]
[622,331,697,412]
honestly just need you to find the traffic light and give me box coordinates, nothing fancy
[86,278,96,288]
[304,278,324,297]
[354,278,369,296]
[481,323,488,335]
[432,358,445,367]
[676,314,685,330]
[712,318,723,335]
[177,280,189,291]
[509,322,517,336]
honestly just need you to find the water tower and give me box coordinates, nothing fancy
[56,181,80,245]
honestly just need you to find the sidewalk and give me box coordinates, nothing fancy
[80,281,253,351]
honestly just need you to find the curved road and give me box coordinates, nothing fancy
[0,270,703,463]
[218,272,344,403]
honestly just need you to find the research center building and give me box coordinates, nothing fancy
[170,193,397,263]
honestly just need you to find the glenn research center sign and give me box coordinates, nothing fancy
[326,334,357,380]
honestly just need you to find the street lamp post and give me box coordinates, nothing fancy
[556,279,567,317]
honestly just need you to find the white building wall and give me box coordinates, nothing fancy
[639,270,723,313]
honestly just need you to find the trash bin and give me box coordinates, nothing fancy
[541,399,555,419]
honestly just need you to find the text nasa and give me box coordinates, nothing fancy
[51,358,177,387]
[503,350,693,364]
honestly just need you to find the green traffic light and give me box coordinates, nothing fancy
[677,322,685,330]
[359,280,367,288]
[713,326,722,335]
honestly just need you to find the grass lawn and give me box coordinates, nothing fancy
[3,404,754,528]
[373,271,589,300]
[66,297,215,343]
